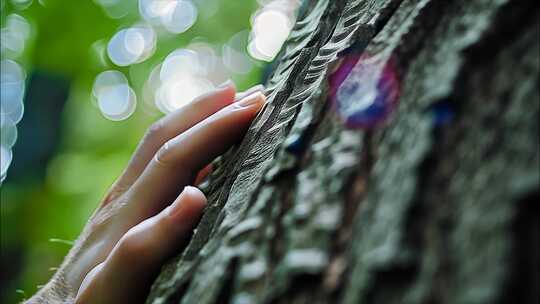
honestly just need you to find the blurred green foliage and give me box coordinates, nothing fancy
[0,0,261,302]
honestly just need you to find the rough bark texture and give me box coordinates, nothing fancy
[147,0,539,303]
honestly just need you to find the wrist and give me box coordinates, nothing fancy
[26,272,76,303]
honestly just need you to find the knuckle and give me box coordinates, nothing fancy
[88,196,125,232]
[143,120,166,144]
[114,220,165,266]
[116,229,148,260]
[99,184,126,208]
[74,263,104,304]
[154,140,175,166]
[155,214,173,234]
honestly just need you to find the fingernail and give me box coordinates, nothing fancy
[168,186,192,218]
[168,186,206,222]
[236,91,266,108]
[235,84,265,100]
[217,79,235,89]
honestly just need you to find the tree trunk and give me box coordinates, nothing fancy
[147,0,539,303]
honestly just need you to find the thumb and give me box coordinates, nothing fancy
[75,186,206,304]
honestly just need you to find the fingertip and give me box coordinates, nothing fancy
[191,80,236,109]
[183,186,207,208]
[216,80,237,102]
[167,186,207,221]
[235,91,266,111]
[235,83,265,100]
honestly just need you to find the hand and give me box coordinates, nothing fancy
[27,82,266,304]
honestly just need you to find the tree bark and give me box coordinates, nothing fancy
[147,0,539,303]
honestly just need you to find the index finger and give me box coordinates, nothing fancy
[124,91,266,222]
[111,82,237,192]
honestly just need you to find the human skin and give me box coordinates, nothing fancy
[26,81,266,304]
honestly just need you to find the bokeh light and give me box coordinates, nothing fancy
[107,25,157,66]
[10,0,33,10]
[152,47,215,113]
[223,31,253,75]
[0,115,18,148]
[161,0,197,34]
[139,0,198,34]
[247,0,299,62]
[0,145,13,183]
[1,14,31,59]
[1,59,25,120]
[139,0,174,23]
[0,113,17,182]
[189,41,223,81]
[92,70,137,121]
[0,12,30,183]
[0,58,26,182]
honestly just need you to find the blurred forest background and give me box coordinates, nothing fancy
[0,0,297,302]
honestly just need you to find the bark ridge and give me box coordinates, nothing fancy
[147,1,540,303]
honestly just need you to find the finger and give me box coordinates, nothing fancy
[235,84,264,100]
[194,163,213,185]
[110,81,236,195]
[75,187,206,304]
[75,262,104,303]
[125,91,266,221]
